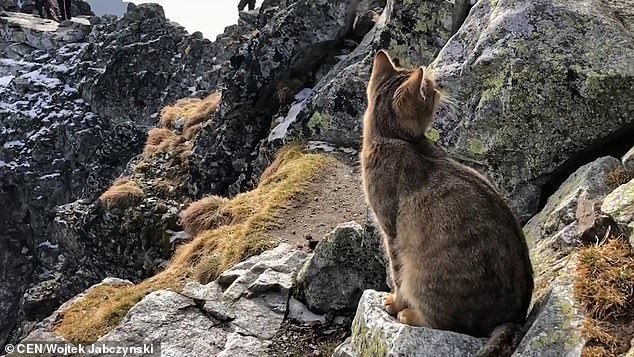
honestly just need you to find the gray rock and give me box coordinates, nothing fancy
[294,222,387,314]
[513,262,586,357]
[431,0,634,221]
[77,4,219,125]
[186,243,308,340]
[0,5,220,347]
[524,157,623,248]
[601,178,634,240]
[623,146,634,176]
[287,297,326,325]
[342,290,486,356]
[216,333,270,357]
[22,245,308,356]
[18,278,133,344]
[98,290,229,357]
[332,337,357,357]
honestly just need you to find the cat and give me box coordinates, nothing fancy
[361,50,533,343]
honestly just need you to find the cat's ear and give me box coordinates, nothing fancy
[368,50,397,98]
[396,67,425,102]
[372,50,397,79]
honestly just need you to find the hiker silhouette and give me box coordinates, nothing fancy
[238,0,256,11]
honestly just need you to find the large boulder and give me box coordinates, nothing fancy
[294,222,387,314]
[525,156,625,298]
[431,0,634,221]
[335,290,487,356]
[192,0,360,194]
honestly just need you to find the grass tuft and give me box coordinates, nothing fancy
[159,92,221,139]
[575,237,634,356]
[605,167,631,190]
[179,195,231,237]
[143,128,180,157]
[574,238,634,320]
[99,179,144,209]
[55,147,331,344]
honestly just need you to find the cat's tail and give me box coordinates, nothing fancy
[475,323,525,357]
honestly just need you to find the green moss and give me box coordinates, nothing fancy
[426,128,440,143]
[468,138,486,155]
[308,111,332,134]
[353,320,389,356]
[479,71,507,105]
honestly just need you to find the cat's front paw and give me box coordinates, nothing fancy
[397,308,426,327]
[384,293,401,315]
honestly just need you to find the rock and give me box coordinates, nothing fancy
[526,157,624,296]
[332,338,357,357]
[276,0,453,150]
[623,146,634,176]
[0,5,220,347]
[0,12,91,59]
[183,243,307,341]
[217,333,269,357]
[341,290,486,356]
[513,262,586,357]
[19,278,133,344]
[294,222,387,314]
[352,10,377,39]
[0,0,18,12]
[76,3,219,125]
[22,244,307,356]
[431,0,634,221]
[601,178,634,240]
[525,157,624,248]
[99,290,229,356]
[287,297,326,325]
[192,0,361,194]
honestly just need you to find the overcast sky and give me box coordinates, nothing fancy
[85,0,264,39]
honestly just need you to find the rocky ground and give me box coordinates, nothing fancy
[1,0,633,356]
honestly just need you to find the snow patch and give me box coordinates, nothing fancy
[0,75,14,87]
[3,140,25,149]
[267,88,314,142]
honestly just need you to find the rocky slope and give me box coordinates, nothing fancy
[1,0,633,355]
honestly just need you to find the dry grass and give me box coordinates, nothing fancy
[99,179,145,209]
[143,128,181,157]
[574,238,634,320]
[159,92,221,139]
[180,195,231,236]
[582,346,612,357]
[606,167,631,190]
[581,319,617,348]
[259,144,300,184]
[575,237,634,356]
[55,148,332,344]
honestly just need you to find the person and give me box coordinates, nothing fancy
[237,0,256,11]
[34,0,47,18]
[56,0,71,21]
[34,0,59,21]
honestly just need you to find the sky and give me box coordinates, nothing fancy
[85,0,265,39]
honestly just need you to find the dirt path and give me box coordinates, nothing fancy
[268,152,370,250]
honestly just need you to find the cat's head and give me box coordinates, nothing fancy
[367,50,442,141]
